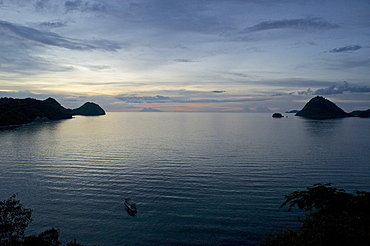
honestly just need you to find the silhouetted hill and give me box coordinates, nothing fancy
[295,96,349,119]
[0,97,105,127]
[69,102,106,116]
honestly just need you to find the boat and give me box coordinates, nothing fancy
[124,198,137,215]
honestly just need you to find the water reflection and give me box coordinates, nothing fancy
[0,119,69,134]
[302,118,344,137]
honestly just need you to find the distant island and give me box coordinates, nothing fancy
[0,97,105,127]
[285,110,299,114]
[295,96,369,119]
[139,108,163,112]
[348,109,370,118]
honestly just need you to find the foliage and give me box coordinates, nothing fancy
[0,194,32,245]
[259,183,370,246]
[0,195,83,246]
[24,228,61,246]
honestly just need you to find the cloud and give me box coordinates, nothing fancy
[116,93,266,104]
[0,33,73,75]
[64,0,107,12]
[39,20,68,29]
[314,82,370,95]
[0,20,121,51]
[116,95,172,103]
[0,90,43,99]
[246,17,339,32]
[297,88,314,95]
[174,59,194,63]
[329,45,362,53]
[64,0,82,11]
[296,82,370,96]
[212,90,226,93]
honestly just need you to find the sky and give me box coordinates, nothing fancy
[0,0,369,112]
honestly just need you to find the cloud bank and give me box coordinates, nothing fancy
[297,82,370,96]
[246,17,340,32]
[329,45,362,53]
[0,20,121,51]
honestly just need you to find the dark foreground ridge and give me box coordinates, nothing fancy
[0,97,105,127]
[295,96,369,119]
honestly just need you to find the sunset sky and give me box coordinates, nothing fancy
[0,0,369,112]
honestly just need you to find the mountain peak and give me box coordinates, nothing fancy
[70,102,106,116]
[295,96,349,119]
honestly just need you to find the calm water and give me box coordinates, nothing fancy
[1,113,369,245]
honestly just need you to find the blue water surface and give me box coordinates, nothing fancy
[1,113,369,245]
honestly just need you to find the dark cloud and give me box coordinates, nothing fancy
[174,59,193,63]
[64,0,107,12]
[329,45,362,53]
[296,82,370,96]
[85,65,111,71]
[246,17,339,32]
[212,90,226,93]
[64,0,82,11]
[0,20,121,51]
[39,20,68,29]
[297,88,314,95]
[314,82,370,95]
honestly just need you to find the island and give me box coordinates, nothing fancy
[69,102,106,116]
[139,108,163,112]
[0,97,105,127]
[285,110,299,114]
[295,96,369,119]
[272,113,284,118]
[349,109,370,118]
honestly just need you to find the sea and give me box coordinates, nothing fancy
[0,112,369,246]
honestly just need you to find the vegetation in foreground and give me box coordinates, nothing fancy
[0,194,83,246]
[2,183,369,245]
[259,183,370,246]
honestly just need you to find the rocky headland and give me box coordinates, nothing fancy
[69,102,106,116]
[0,97,105,127]
[295,96,369,119]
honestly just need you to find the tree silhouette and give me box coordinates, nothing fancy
[0,194,32,245]
[1,195,83,246]
[259,183,370,246]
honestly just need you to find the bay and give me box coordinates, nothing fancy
[0,112,369,245]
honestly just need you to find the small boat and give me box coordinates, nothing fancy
[124,198,137,215]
